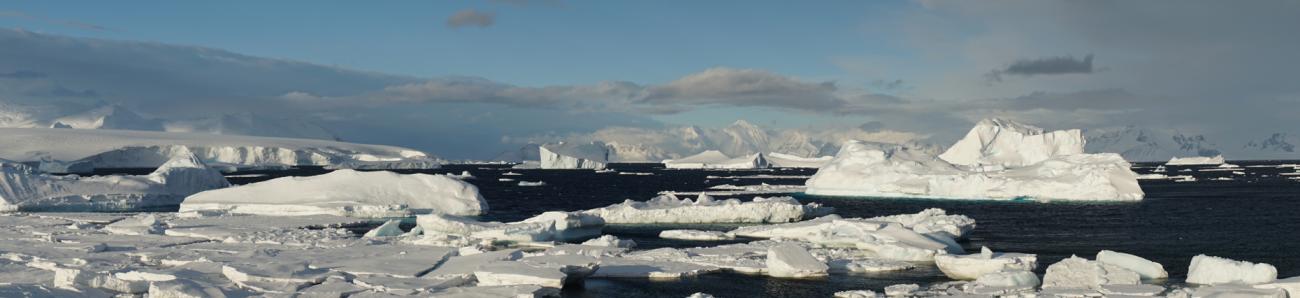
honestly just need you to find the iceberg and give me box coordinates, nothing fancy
[1186,254,1277,285]
[0,128,438,171]
[1096,250,1168,280]
[663,150,770,169]
[578,194,825,224]
[539,141,609,169]
[179,170,487,218]
[0,152,230,212]
[767,152,833,168]
[1041,255,1141,290]
[805,119,1145,201]
[729,215,962,261]
[415,211,604,243]
[1167,155,1227,166]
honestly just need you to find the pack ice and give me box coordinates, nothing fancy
[539,141,609,169]
[0,151,229,212]
[578,194,828,224]
[663,150,770,169]
[805,118,1145,201]
[180,170,487,218]
[0,128,438,172]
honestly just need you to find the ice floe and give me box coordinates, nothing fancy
[1186,254,1277,285]
[579,194,827,224]
[805,118,1145,201]
[1167,155,1227,166]
[933,247,1037,280]
[179,169,487,218]
[539,141,609,170]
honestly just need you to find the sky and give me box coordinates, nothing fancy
[1,1,1298,159]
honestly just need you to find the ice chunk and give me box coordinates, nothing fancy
[865,208,976,239]
[0,152,229,212]
[833,290,879,298]
[423,249,524,279]
[659,229,735,241]
[663,151,770,169]
[1167,155,1226,166]
[1193,284,1286,297]
[1099,284,1166,296]
[730,216,960,261]
[580,235,636,248]
[517,181,546,187]
[580,194,820,224]
[1041,255,1141,290]
[590,257,720,279]
[968,270,1039,295]
[1096,250,1168,280]
[103,214,165,235]
[363,220,404,238]
[221,261,333,293]
[180,169,487,218]
[884,284,919,296]
[429,285,558,298]
[1255,276,1300,298]
[473,262,570,289]
[1186,254,1277,285]
[686,293,717,298]
[539,141,608,169]
[417,212,603,243]
[765,243,829,278]
[767,152,833,168]
[933,247,1037,280]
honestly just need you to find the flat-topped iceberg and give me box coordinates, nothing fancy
[805,119,1144,201]
[0,128,438,171]
[539,142,609,170]
[578,194,827,224]
[1186,254,1277,285]
[728,214,964,261]
[766,152,833,168]
[180,170,487,218]
[663,151,769,169]
[1167,155,1226,166]
[0,151,229,212]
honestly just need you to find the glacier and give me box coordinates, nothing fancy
[538,141,609,170]
[805,119,1145,201]
[0,127,438,171]
[0,150,229,212]
[662,150,770,169]
[180,170,487,218]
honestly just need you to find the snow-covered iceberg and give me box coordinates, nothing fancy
[1166,155,1226,166]
[0,151,229,212]
[179,170,487,218]
[0,128,438,171]
[578,194,826,224]
[766,152,833,168]
[728,214,964,261]
[663,151,769,169]
[415,211,604,243]
[539,142,609,170]
[805,119,1145,201]
[1186,254,1277,285]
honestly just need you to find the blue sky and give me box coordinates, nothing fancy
[2,1,1297,158]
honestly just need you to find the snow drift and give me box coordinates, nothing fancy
[805,119,1144,201]
[180,170,486,218]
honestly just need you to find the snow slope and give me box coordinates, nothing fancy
[0,128,438,170]
[805,119,1144,201]
[180,170,487,218]
[0,150,229,212]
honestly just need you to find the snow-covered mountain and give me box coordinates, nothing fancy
[50,104,165,131]
[1084,126,1221,162]
[164,112,340,141]
[502,120,934,162]
[1239,133,1299,160]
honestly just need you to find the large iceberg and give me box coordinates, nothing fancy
[805,119,1145,201]
[0,128,438,171]
[1166,155,1226,166]
[539,142,609,170]
[663,150,769,169]
[767,152,833,168]
[179,170,487,218]
[0,151,229,212]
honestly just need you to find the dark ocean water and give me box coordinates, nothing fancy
[205,161,1300,297]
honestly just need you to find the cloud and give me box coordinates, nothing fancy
[0,70,46,79]
[641,68,845,111]
[986,54,1094,82]
[446,9,495,28]
[0,11,110,32]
